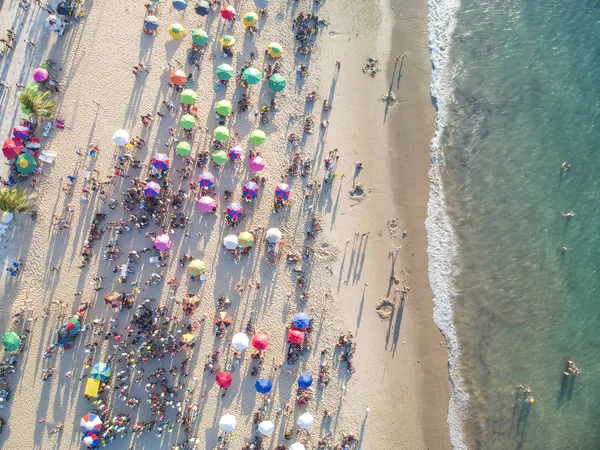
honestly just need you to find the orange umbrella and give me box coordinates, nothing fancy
[104,292,122,308]
[182,294,200,316]
[214,311,233,330]
[170,70,187,86]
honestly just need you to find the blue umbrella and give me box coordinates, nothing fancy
[298,373,313,389]
[173,0,188,10]
[255,378,272,394]
[143,16,160,30]
[293,312,311,330]
[254,0,270,8]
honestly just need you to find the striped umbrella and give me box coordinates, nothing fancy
[275,183,291,199]
[227,145,244,161]
[104,291,123,308]
[226,203,244,219]
[82,431,100,448]
[151,153,170,170]
[179,333,196,351]
[143,181,161,197]
[90,363,111,380]
[81,413,103,433]
[238,231,254,248]
[182,295,200,315]
[214,311,233,330]
[12,126,29,140]
[242,181,259,199]
[198,171,215,188]
[66,316,81,335]
[188,259,206,276]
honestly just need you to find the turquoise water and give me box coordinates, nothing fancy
[435,0,600,448]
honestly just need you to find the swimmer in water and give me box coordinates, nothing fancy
[561,211,575,218]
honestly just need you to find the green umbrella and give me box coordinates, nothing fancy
[16,153,36,174]
[180,89,197,105]
[176,141,192,157]
[242,67,262,85]
[192,28,208,45]
[249,129,266,146]
[212,150,228,165]
[180,114,196,130]
[2,332,20,352]
[216,100,233,116]
[268,73,287,92]
[213,126,230,142]
[216,64,234,81]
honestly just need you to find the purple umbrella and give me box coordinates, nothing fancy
[275,183,290,199]
[151,153,170,170]
[227,145,244,161]
[198,171,215,188]
[242,181,259,199]
[33,67,49,82]
[249,156,265,172]
[154,234,172,250]
[198,196,216,212]
[143,181,161,197]
[226,203,244,219]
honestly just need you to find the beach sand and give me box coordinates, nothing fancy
[0,0,450,448]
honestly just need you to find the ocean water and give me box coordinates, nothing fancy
[427,0,600,449]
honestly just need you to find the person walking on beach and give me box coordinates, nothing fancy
[24,39,36,47]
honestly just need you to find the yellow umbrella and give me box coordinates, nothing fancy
[219,34,236,47]
[169,23,185,39]
[238,231,254,248]
[243,12,258,27]
[188,259,206,276]
[267,42,282,58]
[179,333,196,351]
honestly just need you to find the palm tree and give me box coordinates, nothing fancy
[0,187,37,214]
[18,89,57,123]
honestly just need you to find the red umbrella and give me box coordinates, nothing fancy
[251,333,269,350]
[170,70,187,86]
[287,328,305,344]
[216,371,232,388]
[220,5,236,20]
[2,138,23,159]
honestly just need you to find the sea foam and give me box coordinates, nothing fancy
[426,0,469,448]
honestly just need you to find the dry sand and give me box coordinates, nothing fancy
[0,0,451,448]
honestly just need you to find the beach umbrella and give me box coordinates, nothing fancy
[45,15,63,31]
[219,413,237,431]
[154,234,172,250]
[12,126,29,140]
[172,0,188,10]
[223,234,239,250]
[152,153,170,170]
[293,312,311,330]
[228,145,244,161]
[2,138,23,159]
[215,372,232,388]
[226,203,244,219]
[56,1,72,15]
[219,35,236,47]
[144,16,160,30]
[298,372,313,389]
[143,181,161,198]
[170,70,187,85]
[198,171,215,188]
[112,129,129,146]
[220,5,236,20]
[176,141,192,157]
[169,23,185,39]
[242,181,259,199]
[266,228,282,243]
[252,333,269,350]
[16,153,36,174]
[104,291,122,308]
[182,294,200,315]
[216,100,233,116]
[288,328,305,344]
[268,73,287,92]
[188,259,206,276]
[91,363,111,380]
[275,183,291,199]
[2,332,20,352]
[82,431,100,448]
[213,126,230,142]
[255,378,272,394]
[257,420,275,435]
[242,67,262,85]
[249,129,266,146]
[297,412,314,429]
[197,196,216,212]
[238,231,254,248]
[81,413,103,433]
[180,114,196,130]
[214,311,233,330]
[254,0,270,8]
[243,11,258,27]
[66,316,81,335]
[289,443,306,450]
[212,150,228,165]
[267,42,283,58]
[180,89,197,105]
[191,28,208,45]
[231,332,249,350]
[56,328,70,347]
[194,0,210,15]
[179,333,196,351]
[33,67,49,82]
[249,156,266,172]
[216,63,234,80]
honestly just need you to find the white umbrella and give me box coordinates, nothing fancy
[219,413,237,432]
[231,332,249,351]
[266,227,282,243]
[45,15,63,31]
[290,443,306,450]
[257,420,275,435]
[297,413,314,429]
[112,129,130,146]
[223,234,239,250]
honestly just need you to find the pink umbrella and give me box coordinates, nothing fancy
[33,67,49,82]
[249,156,266,172]
[198,196,216,212]
[154,234,172,250]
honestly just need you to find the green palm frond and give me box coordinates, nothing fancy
[0,187,37,213]
[18,89,57,120]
